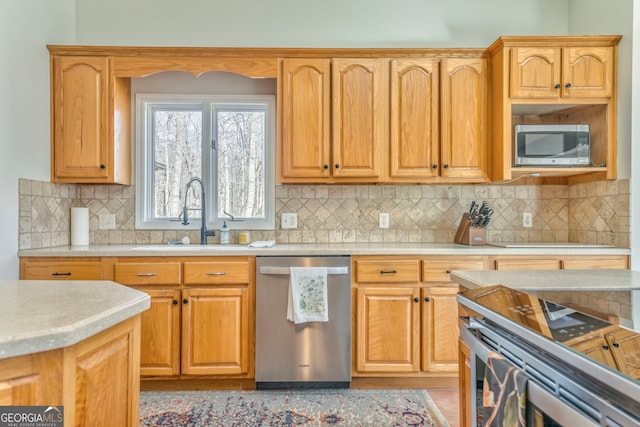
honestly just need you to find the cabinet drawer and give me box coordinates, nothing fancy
[422,256,486,282]
[355,259,420,283]
[22,261,102,280]
[494,258,561,270]
[114,262,181,285]
[562,256,628,270]
[184,261,249,285]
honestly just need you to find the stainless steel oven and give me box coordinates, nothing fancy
[458,285,640,427]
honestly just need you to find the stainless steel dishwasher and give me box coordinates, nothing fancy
[255,256,351,389]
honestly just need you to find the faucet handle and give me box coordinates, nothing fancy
[182,206,190,225]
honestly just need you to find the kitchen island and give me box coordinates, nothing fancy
[0,280,150,426]
[450,269,640,330]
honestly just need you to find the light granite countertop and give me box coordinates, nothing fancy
[17,242,631,257]
[0,280,150,360]
[450,269,640,292]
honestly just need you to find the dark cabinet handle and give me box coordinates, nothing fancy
[425,297,431,302]
[613,343,620,348]
[565,82,572,88]
[323,164,329,169]
[602,345,610,351]
[99,164,105,169]
[173,300,178,305]
[554,84,561,89]
[335,164,340,169]
[183,298,189,304]
[52,272,72,276]
[380,269,398,274]
[432,164,438,169]
[414,297,420,303]
[443,164,449,169]
[445,270,451,274]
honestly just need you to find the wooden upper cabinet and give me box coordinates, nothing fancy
[51,56,130,184]
[510,46,615,99]
[440,58,489,181]
[389,59,439,180]
[332,58,387,180]
[279,58,331,180]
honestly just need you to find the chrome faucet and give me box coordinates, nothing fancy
[182,177,216,244]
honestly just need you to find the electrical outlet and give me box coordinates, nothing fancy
[379,212,389,229]
[523,212,533,228]
[281,213,298,229]
[99,213,116,230]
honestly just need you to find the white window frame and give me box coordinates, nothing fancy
[135,93,275,231]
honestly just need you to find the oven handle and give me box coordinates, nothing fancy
[258,266,349,275]
[460,325,598,427]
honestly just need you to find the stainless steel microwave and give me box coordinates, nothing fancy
[514,124,590,166]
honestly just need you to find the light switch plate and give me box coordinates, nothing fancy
[379,212,389,229]
[99,213,116,230]
[281,213,297,229]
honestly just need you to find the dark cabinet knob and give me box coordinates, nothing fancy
[99,164,105,169]
[323,164,329,169]
[613,343,620,348]
[414,297,420,303]
[183,298,189,304]
[335,164,340,169]
[565,82,572,88]
[173,300,178,305]
[443,164,449,169]
[425,297,431,302]
[554,84,561,89]
[432,164,438,169]
[602,345,610,351]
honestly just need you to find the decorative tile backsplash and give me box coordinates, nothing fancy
[18,178,630,249]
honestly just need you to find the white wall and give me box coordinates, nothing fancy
[75,0,568,47]
[0,1,75,279]
[568,0,633,179]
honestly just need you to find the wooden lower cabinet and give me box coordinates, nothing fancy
[181,287,250,375]
[355,285,460,374]
[135,288,181,376]
[114,257,254,379]
[458,338,472,427]
[20,257,103,280]
[493,254,629,270]
[0,317,140,427]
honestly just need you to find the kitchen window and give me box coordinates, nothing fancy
[135,94,275,230]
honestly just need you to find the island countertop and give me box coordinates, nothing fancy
[0,280,150,360]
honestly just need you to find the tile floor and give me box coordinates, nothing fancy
[427,389,460,427]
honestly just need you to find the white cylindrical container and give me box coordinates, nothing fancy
[220,221,230,244]
[71,207,90,246]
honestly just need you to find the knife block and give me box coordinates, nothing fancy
[454,213,486,246]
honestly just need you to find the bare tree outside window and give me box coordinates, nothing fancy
[152,109,202,219]
[216,108,266,219]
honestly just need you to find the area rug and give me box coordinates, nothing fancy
[139,389,450,426]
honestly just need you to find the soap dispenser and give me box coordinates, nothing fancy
[220,221,230,244]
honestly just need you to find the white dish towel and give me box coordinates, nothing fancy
[287,267,328,324]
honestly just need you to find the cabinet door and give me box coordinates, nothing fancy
[606,328,640,378]
[0,351,62,406]
[332,58,386,179]
[279,58,331,180]
[563,46,615,98]
[510,47,562,98]
[569,335,618,370]
[355,287,420,373]
[181,287,249,375]
[52,56,110,181]
[389,59,439,180]
[73,317,140,427]
[422,286,459,372]
[440,58,488,180]
[458,338,473,427]
[135,288,181,376]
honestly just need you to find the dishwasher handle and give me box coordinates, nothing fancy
[259,266,349,275]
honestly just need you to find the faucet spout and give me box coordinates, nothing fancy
[182,177,215,244]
